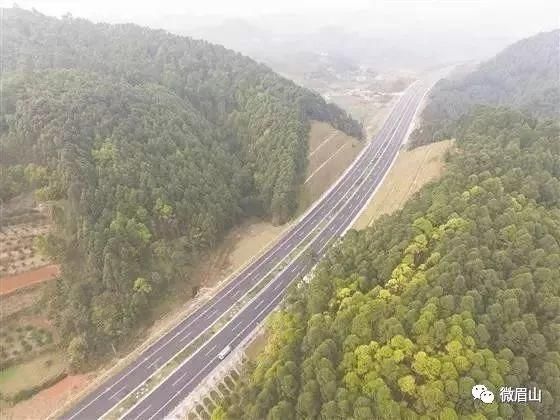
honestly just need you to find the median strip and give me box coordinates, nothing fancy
[109,90,421,419]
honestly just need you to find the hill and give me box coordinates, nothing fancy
[411,30,559,146]
[218,107,560,419]
[0,8,361,366]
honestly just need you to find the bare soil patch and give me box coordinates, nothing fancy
[0,265,59,296]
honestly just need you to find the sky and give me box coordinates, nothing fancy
[5,0,559,38]
[6,0,373,18]
[3,0,559,70]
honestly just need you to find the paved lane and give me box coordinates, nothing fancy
[59,88,410,419]
[120,81,429,420]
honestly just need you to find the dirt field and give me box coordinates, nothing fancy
[0,265,59,296]
[353,140,454,230]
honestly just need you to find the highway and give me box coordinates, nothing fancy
[60,79,430,420]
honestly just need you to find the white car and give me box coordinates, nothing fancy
[217,345,232,360]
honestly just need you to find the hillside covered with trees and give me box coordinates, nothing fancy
[411,30,559,147]
[217,107,560,419]
[0,8,361,366]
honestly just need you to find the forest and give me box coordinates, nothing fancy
[216,106,560,419]
[0,8,361,365]
[411,30,559,147]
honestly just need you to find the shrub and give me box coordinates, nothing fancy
[4,372,67,404]
[22,341,33,353]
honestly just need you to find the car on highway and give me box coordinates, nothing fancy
[218,345,232,360]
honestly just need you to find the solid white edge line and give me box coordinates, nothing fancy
[119,86,422,420]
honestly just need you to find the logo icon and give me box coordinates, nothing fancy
[472,384,495,404]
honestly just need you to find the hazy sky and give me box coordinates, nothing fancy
[7,0,559,36]
[9,0,377,18]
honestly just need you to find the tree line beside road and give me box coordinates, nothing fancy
[216,106,560,419]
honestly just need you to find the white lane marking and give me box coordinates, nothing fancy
[343,89,427,235]
[132,404,152,420]
[158,293,287,420]
[179,332,192,343]
[147,357,161,369]
[108,385,127,400]
[230,286,286,344]
[139,85,414,390]
[171,370,190,388]
[116,164,386,416]
[231,320,243,332]
[317,92,421,256]
[154,359,219,419]
[112,85,425,420]
[206,309,218,319]
[134,246,312,418]
[118,155,382,381]
[144,131,411,407]
[204,344,217,357]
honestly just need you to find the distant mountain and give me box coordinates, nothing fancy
[412,30,560,146]
[155,13,527,75]
[188,18,272,53]
[0,8,361,365]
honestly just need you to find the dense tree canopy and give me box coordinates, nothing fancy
[0,8,361,364]
[1,8,362,216]
[218,107,560,419]
[411,30,559,147]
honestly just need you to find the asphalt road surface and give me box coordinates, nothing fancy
[60,79,430,420]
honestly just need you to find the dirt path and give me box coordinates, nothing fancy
[0,265,59,296]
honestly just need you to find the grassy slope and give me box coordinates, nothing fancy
[353,140,454,229]
[298,121,363,211]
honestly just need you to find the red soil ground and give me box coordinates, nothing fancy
[0,265,59,296]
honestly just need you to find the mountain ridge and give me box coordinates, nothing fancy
[411,29,559,147]
[0,7,361,365]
